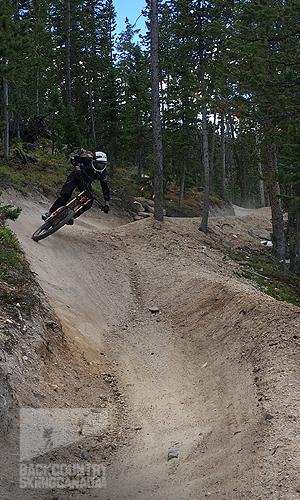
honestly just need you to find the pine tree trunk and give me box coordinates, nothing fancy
[3,79,9,160]
[150,0,164,222]
[288,215,297,274]
[179,163,186,210]
[286,185,300,275]
[179,103,188,210]
[36,67,40,115]
[239,134,247,205]
[199,104,210,233]
[87,59,96,146]
[209,113,216,188]
[226,118,234,202]
[298,239,300,276]
[266,141,286,261]
[258,164,265,207]
[138,113,143,177]
[229,117,245,204]
[108,139,115,178]
[66,0,72,108]
[255,127,265,207]
[220,114,226,200]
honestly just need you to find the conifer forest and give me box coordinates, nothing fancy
[2,1,300,270]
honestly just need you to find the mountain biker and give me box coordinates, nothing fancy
[42,151,110,224]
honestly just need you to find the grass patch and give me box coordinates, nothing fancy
[0,143,71,193]
[228,247,300,307]
[0,158,70,194]
[0,225,30,303]
[164,189,202,216]
[0,192,31,304]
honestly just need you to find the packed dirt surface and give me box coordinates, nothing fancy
[1,188,300,500]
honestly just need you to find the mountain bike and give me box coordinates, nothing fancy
[32,182,103,242]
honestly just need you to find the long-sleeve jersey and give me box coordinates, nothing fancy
[71,156,110,202]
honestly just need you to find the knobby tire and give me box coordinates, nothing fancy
[32,207,75,241]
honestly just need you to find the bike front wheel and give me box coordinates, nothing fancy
[32,207,75,241]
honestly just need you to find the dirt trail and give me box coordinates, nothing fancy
[3,189,300,499]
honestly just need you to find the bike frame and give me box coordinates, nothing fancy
[65,180,103,216]
[67,190,93,217]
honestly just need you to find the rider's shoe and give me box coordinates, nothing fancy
[42,211,51,221]
[66,218,74,225]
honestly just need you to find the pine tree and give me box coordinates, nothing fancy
[223,0,300,259]
[0,0,30,157]
[116,20,151,176]
[21,0,53,115]
[159,0,201,205]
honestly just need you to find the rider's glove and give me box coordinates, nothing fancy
[101,204,109,214]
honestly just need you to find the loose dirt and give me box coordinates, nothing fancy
[1,188,300,500]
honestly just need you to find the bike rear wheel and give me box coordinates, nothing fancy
[32,207,75,241]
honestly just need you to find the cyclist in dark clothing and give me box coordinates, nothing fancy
[42,151,110,223]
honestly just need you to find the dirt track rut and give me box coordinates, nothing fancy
[4,189,300,499]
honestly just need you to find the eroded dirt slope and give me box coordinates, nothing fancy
[1,188,300,500]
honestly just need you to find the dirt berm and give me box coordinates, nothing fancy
[1,187,300,500]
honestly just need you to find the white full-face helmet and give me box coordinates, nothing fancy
[92,151,107,173]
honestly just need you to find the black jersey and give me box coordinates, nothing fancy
[71,156,110,202]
